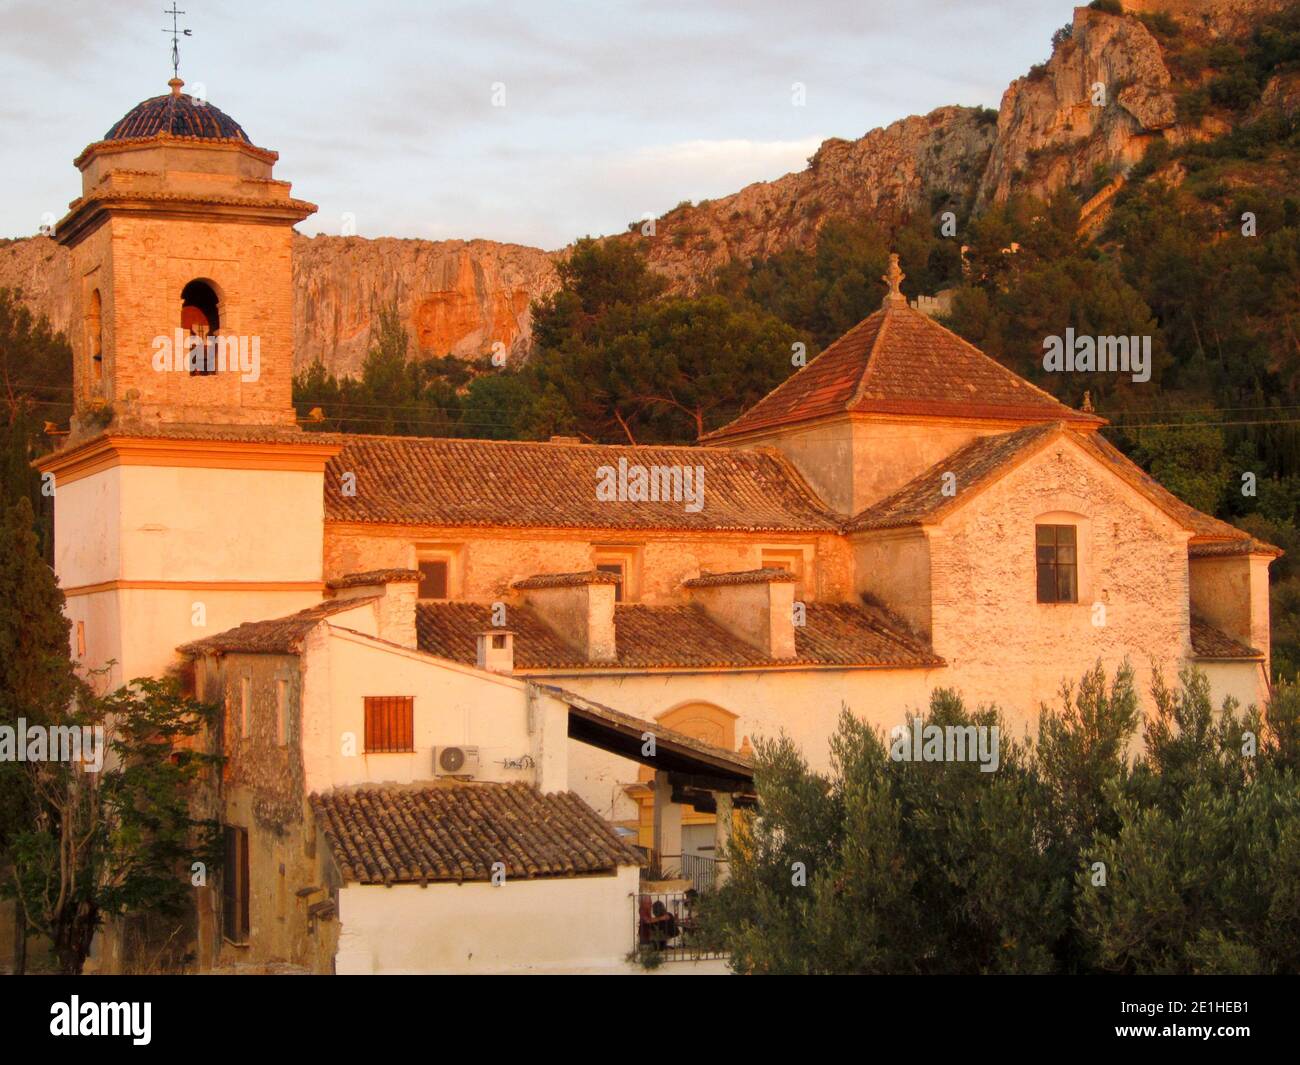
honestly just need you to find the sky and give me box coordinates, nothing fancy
[0,0,1074,250]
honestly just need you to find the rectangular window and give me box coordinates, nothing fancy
[596,562,625,602]
[593,546,640,602]
[222,825,249,945]
[364,696,415,753]
[418,559,449,600]
[1036,524,1078,603]
[240,675,252,739]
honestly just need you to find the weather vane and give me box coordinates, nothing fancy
[162,4,192,80]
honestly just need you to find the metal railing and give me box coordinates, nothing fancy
[680,853,719,892]
[640,850,722,892]
[633,891,725,962]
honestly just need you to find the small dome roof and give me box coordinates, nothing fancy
[104,79,249,143]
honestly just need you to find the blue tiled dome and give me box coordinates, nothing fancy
[104,80,249,143]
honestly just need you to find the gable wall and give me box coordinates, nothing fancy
[927,437,1192,732]
[299,627,565,794]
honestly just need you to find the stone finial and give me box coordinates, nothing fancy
[1081,390,1095,413]
[882,253,907,307]
[168,77,184,98]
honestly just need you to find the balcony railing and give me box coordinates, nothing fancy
[633,890,725,963]
[640,850,721,892]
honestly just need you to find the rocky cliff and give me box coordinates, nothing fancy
[611,106,997,295]
[0,233,561,377]
[1,0,1289,375]
[975,7,1180,210]
[292,235,559,376]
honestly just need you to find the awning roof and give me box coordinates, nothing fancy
[544,686,756,802]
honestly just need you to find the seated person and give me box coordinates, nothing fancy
[639,899,681,951]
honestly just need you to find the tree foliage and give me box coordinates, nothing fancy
[705,664,1300,974]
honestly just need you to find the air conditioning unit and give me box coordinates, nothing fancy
[433,745,480,777]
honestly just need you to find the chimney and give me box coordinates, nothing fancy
[326,569,419,650]
[512,571,618,662]
[476,629,515,673]
[683,568,797,659]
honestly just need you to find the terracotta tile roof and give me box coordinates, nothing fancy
[1190,618,1264,660]
[846,423,1059,531]
[415,600,942,670]
[1189,538,1283,559]
[417,602,583,666]
[846,422,1264,547]
[311,783,643,885]
[702,301,1102,442]
[793,602,942,666]
[513,570,621,589]
[179,596,378,656]
[327,568,420,589]
[544,686,755,778]
[1077,432,1252,542]
[325,436,838,532]
[682,567,796,587]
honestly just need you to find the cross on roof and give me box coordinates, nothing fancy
[162,4,192,80]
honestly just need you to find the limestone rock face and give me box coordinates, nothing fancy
[292,235,560,376]
[1,1,1289,375]
[975,8,1178,210]
[0,233,561,377]
[619,106,997,295]
[1125,0,1288,38]
[0,235,71,335]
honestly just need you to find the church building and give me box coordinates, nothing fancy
[33,77,1278,973]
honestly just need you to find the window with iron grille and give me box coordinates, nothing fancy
[1036,524,1078,603]
[222,825,249,945]
[364,696,415,752]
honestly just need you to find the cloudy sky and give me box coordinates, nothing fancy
[1,0,1072,249]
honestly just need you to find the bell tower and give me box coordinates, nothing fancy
[56,77,315,435]
[39,77,339,689]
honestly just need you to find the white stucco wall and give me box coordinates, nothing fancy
[299,626,569,795]
[115,465,325,582]
[553,667,941,822]
[334,865,640,974]
[54,461,329,686]
[926,436,1271,726]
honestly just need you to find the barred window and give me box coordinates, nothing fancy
[1036,524,1078,604]
[364,696,415,753]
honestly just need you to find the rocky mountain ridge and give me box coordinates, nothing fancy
[0,0,1289,375]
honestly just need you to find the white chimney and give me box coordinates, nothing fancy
[326,569,419,650]
[683,568,797,659]
[476,629,516,673]
[512,571,619,662]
